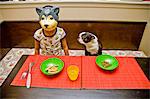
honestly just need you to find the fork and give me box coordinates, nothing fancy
[20,71,28,79]
[21,62,34,80]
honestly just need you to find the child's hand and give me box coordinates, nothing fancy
[64,49,69,56]
[35,50,39,55]
[61,38,69,56]
[34,40,40,55]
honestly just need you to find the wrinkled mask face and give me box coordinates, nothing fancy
[78,32,95,44]
[82,32,95,43]
[36,6,59,31]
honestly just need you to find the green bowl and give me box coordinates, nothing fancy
[96,55,119,70]
[40,58,64,76]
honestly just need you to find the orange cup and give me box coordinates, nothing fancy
[67,65,79,81]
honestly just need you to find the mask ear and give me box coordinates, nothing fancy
[36,7,43,16]
[53,7,59,15]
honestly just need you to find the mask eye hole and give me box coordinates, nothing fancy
[50,17,53,20]
[41,15,45,20]
[48,15,54,20]
[41,17,44,20]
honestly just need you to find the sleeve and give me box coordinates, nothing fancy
[33,29,42,41]
[60,28,66,39]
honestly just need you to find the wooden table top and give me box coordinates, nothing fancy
[1,55,149,99]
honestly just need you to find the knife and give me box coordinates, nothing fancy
[26,62,34,88]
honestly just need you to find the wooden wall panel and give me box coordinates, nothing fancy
[0,21,146,50]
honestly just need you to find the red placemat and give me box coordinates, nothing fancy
[82,56,150,89]
[11,55,82,89]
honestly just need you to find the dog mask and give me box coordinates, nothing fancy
[78,32,96,44]
[81,32,95,43]
[36,6,59,31]
[78,32,102,56]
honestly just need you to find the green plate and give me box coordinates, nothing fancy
[96,55,119,70]
[40,58,64,76]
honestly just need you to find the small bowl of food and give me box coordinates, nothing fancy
[40,58,64,76]
[96,55,118,70]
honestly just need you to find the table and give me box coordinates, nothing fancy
[0,55,150,99]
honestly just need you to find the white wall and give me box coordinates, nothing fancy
[139,10,150,56]
[0,10,3,23]
[0,1,150,56]
[0,7,149,22]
